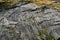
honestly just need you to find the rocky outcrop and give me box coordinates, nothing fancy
[0,2,60,40]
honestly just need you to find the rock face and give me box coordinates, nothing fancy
[0,2,60,40]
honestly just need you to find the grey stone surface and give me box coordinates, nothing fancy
[0,2,60,40]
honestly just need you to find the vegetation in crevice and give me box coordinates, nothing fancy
[39,28,55,40]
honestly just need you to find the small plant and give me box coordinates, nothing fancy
[39,28,54,40]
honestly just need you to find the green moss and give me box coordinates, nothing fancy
[39,28,54,40]
[6,27,16,33]
[46,35,54,40]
